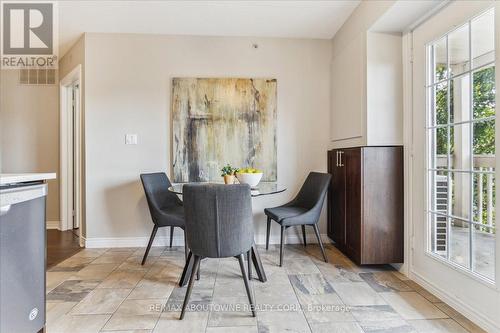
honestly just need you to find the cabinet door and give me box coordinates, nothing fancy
[330,150,346,248]
[344,148,362,263]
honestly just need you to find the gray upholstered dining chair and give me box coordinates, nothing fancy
[264,172,331,266]
[140,173,186,265]
[180,184,255,320]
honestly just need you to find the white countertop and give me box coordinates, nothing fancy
[0,173,57,185]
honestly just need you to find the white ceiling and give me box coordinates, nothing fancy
[57,0,360,56]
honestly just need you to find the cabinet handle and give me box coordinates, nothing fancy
[336,151,339,167]
[339,151,344,167]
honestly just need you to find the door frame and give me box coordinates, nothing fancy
[60,64,83,246]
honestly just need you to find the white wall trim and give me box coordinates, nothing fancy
[410,270,500,333]
[46,220,61,230]
[85,233,331,249]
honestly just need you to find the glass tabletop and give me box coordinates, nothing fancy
[168,182,286,197]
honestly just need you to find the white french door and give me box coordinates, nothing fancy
[411,1,500,330]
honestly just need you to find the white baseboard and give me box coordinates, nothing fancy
[85,232,331,249]
[410,270,500,333]
[46,220,60,230]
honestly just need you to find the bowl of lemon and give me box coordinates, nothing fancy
[236,168,263,188]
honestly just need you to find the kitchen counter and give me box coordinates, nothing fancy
[0,173,56,186]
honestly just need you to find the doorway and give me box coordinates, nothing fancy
[60,65,83,247]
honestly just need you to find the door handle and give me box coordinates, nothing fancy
[339,151,344,167]
[336,151,339,167]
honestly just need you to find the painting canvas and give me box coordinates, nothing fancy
[172,78,277,182]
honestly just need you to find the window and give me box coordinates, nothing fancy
[427,8,496,281]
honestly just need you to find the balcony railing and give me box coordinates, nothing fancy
[435,154,495,231]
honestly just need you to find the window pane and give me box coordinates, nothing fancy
[450,172,471,220]
[450,123,472,170]
[473,119,495,156]
[430,212,448,258]
[472,9,495,69]
[434,82,449,125]
[472,224,495,280]
[430,170,449,212]
[433,37,447,83]
[449,24,470,77]
[473,66,495,120]
[450,218,470,269]
[430,127,449,169]
[473,172,496,228]
[450,73,471,123]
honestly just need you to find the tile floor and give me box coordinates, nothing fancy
[46,243,487,333]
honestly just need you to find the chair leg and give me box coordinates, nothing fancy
[301,225,307,247]
[266,217,271,250]
[170,226,174,248]
[180,255,201,320]
[280,226,285,267]
[183,230,188,260]
[313,224,328,263]
[247,250,252,280]
[237,254,256,317]
[142,225,158,265]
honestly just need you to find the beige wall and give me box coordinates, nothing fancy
[83,33,331,244]
[0,70,60,221]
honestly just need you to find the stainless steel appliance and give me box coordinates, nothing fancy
[0,182,47,333]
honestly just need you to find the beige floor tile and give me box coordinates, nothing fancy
[330,282,387,306]
[92,253,132,264]
[127,280,175,300]
[409,319,470,333]
[405,280,442,303]
[70,248,109,258]
[69,263,119,281]
[153,311,209,332]
[206,326,258,333]
[46,301,77,324]
[359,319,417,333]
[99,331,151,333]
[208,296,257,327]
[116,298,166,315]
[284,258,322,275]
[380,292,448,320]
[257,310,311,333]
[47,313,111,333]
[309,322,364,333]
[46,272,74,292]
[70,288,131,314]
[102,314,160,331]
[434,303,488,333]
[97,270,145,289]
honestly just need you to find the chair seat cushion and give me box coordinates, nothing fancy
[156,204,185,227]
[264,206,308,224]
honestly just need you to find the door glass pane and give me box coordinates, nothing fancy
[430,171,449,212]
[450,172,471,220]
[434,82,449,125]
[472,9,495,69]
[450,123,472,171]
[473,119,495,156]
[449,24,470,77]
[473,66,495,120]
[450,218,470,269]
[473,172,496,226]
[473,225,495,280]
[430,127,448,169]
[430,212,448,258]
[433,37,448,83]
[450,73,471,123]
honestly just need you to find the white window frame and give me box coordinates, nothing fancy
[425,8,496,283]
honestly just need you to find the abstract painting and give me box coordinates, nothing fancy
[172,78,277,182]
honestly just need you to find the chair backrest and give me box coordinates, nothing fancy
[183,184,254,258]
[140,173,182,224]
[292,172,332,210]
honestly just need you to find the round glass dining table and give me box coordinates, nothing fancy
[168,182,287,197]
[170,182,286,286]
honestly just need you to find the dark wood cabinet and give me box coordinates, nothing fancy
[327,146,403,265]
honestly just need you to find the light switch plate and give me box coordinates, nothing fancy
[125,134,138,145]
